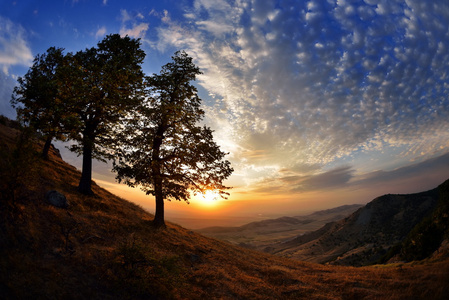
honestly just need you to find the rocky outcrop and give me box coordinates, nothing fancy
[45,190,69,208]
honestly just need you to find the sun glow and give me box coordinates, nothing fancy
[197,190,220,207]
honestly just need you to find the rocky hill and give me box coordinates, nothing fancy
[1,118,449,299]
[267,182,449,266]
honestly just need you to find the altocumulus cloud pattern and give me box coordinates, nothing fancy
[2,0,449,194]
[156,0,449,176]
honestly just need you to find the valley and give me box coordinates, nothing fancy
[196,204,363,248]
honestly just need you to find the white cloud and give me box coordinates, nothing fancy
[120,22,149,38]
[0,16,33,75]
[95,26,107,39]
[119,9,149,39]
[196,20,233,36]
[120,9,132,23]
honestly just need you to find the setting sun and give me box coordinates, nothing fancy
[198,190,220,207]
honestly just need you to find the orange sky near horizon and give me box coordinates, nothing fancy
[45,137,447,230]
[94,174,370,229]
[91,158,449,230]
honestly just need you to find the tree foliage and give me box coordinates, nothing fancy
[61,34,146,194]
[11,34,146,195]
[11,47,72,159]
[10,38,233,225]
[113,51,233,227]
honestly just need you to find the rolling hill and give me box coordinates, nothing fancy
[1,117,449,299]
[197,204,363,248]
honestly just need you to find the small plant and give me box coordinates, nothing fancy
[0,125,37,210]
[110,234,186,299]
[58,212,80,255]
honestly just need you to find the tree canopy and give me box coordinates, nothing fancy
[11,47,73,159]
[11,39,233,227]
[113,51,233,227]
[12,34,146,194]
[63,34,146,194]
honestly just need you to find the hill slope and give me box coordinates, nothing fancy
[267,183,449,266]
[197,204,363,248]
[1,120,449,299]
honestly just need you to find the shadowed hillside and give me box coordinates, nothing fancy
[1,119,449,299]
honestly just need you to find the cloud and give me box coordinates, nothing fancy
[249,166,354,194]
[154,0,449,192]
[0,16,33,75]
[95,26,107,39]
[120,9,132,23]
[196,20,233,36]
[352,152,449,191]
[120,23,149,38]
[295,167,354,191]
[0,72,16,118]
[119,9,149,38]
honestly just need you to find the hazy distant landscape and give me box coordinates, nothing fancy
[197,204,363,247]
[197,186,449,267]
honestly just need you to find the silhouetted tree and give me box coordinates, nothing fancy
[11,35,146,195]
[11,47,72,159]
[61,34,146,195]
[113,51,233,227]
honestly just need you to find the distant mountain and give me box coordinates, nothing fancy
[268,181,449,266]
[197,204,363,248]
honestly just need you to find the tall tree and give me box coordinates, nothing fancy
[11,47,72,159]
[113,51,233,228]
[62,34,146,194]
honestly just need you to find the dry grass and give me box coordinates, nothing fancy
[1,123,449,299]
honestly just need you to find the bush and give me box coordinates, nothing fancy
[109,234,186,299]
[0,126,38,210]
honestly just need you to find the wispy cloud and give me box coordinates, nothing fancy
[0,72,16,118]
[0,16,33,75]
[95,26,107,39]
[120,9,132,23]
[249,166,354,194]
[120,23,149,38]
[352,152,449,191]
[119,9,149,38]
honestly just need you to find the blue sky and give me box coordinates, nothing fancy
[2,0,449,226]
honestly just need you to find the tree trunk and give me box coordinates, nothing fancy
[153,178,166,228]
[151,124,166,228]
[78,141,93,195]
[42,135,52,160]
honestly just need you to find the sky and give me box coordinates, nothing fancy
[2,0,449,229]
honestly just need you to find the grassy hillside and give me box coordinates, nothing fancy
[1,120,449,299]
